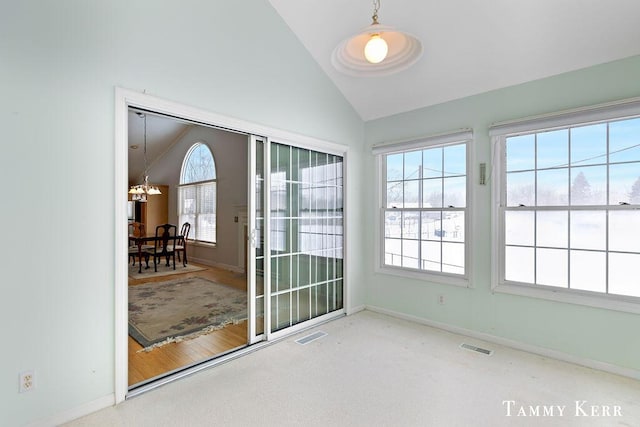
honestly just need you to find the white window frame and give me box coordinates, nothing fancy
[178,142,217,244]
[373,129,473,287]
[490,97,640,314]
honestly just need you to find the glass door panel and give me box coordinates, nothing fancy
[269,143,344,333]
[249,136,265,342]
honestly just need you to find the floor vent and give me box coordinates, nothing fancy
[460,343,493,356]
[295,331,327,345]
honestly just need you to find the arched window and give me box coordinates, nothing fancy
[179,143,217,243]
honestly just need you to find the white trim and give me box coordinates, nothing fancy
[374,266,470,288]
[372,128,473,155]
[114,89,129,404]
[347,304,366,315]
[493,282,640,315]
[248,136,258,344]
[365,305,640,381]
[27,394,115,427]
[342,149,350,315]
[264,137,272,339]
[489,96,640,137]
[118,88,349,153]
[267,310,345,341]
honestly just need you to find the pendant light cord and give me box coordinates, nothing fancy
[143,114,149,177]
[372,0,381,24]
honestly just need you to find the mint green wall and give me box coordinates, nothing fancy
[0,1,364,426]
[364,55,640,372]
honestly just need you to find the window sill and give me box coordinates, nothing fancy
[375,265,470,288]
[493,282,640,315]
[191,241,217,249]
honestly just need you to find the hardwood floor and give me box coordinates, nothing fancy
[128,262,248,386]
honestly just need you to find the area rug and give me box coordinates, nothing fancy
[129,277,247,351]
[128,262,205,280]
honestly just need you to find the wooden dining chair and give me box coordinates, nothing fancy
[128,222,147,266]
[145,224,178,272]
[174,222,191,267]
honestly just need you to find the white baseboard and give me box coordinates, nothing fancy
[347,304,366,315]
[189,257,244,273]
[365,305,640,381]
[27,394,114,427]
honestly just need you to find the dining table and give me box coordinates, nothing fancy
[129,233,184,274]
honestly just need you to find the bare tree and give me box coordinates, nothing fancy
[571,171,591,204]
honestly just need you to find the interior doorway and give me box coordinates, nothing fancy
[126,108,251,388]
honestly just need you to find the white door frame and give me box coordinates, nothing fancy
[114,88,349,403]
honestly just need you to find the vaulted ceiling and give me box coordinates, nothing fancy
[269,0,640,121]
[130,1,640,178]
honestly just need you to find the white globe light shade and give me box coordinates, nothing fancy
[364,34,388,64]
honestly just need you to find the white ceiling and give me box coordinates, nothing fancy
[269,0,640,121]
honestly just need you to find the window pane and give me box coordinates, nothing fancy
[505,246,534,283]
[537,169,568,206]
[570,250,606,293]
[443,176,465,208]
[421,241,441,272]
[385,238,402,266]
[506,134,535,171]
[570,211,606,250]
[570,166,606,205]
[404,180,419,208]
[536,248,567,288]
[421,211,442,241]
[404,151,422,180]
[444,144,465,177]
[609,253,640,297]
[609,162,640,205]
[423,178,442,208]
[277,144,291,179]
[444,211,465,242]
[386,153,403,181]
[422,148,442,178]
[402,240,419,269]
[386,182,403,208]
[402,212,420,240]
[182,143,216,183]
[609,117,640,163]
[442,242,464,274]
[385,211,401,238]
[609,211,640,253]
[536,211,568,249]
[570,124,607,167]
[506,171,535,206]
[537,129,568,169]
[505,211,534,246]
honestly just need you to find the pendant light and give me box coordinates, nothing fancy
[332,0,423,77]
[363,0,388,64]
[129,112,161,202]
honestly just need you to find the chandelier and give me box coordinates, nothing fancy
[129,112,161,202]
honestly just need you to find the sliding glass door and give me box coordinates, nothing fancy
[249,138,344,341]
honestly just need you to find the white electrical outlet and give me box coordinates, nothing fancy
[438,294,445,305]
[19,370,35,393]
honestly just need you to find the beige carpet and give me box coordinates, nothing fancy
[66,310,640,426]
[128,261,205,279]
